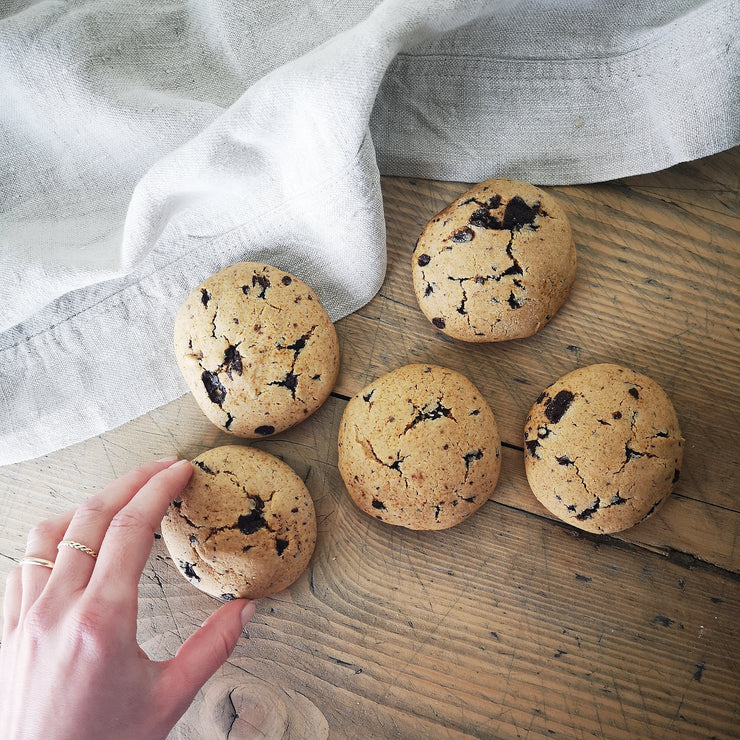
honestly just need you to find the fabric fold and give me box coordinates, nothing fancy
[0,0,737,465]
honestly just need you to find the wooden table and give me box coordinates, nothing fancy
[1,148,738,739]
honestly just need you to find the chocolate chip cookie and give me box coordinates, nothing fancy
[412,179,576,341]
[174,262,339,438]
[524,364,684,533]
[161,445,316,600]
[337,364,501,530]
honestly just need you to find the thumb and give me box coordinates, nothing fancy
[164,599,256,705]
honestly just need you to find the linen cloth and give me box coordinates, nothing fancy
[0,0,737,465]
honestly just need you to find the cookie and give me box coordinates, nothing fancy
[412,178,576,342]
[174,262,339,438]
[524,364,684,534]
[337,364,501,530]
[161,445,316,599]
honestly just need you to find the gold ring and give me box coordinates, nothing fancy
[20,556,56,569]
[58,540,98,559]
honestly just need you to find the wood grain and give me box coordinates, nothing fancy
[1,147,738,739]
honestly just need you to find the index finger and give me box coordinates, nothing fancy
[87,459,193,605]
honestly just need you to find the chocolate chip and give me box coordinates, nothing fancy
[275,538,289,556]
[507,292,523,309]
[628,387,639,399]
[281,275,292,285]
[252,273,270,298]
[237,500,267,535]
[221,593,236,601]
[576,498,600,521]
[417,254,431,266]
[469,208,502,229]
[270,371,299,398]
[463,450,483,469]
[181,561,200,582]
[555,455,573,466]
[673,468,681,483]
[372,499,386,510]
[525,439,541,457]
[451,227,474,242]
[612,411,622,419]
[201,288,211,307]
[432,317,446,329]
[486,194,502,208]
[224,412,235,430]
[202,371,227,406]
[223,345,243,377]
[195,460,216,475]
[502,196,540,230]
[254,425,275,436]
[545,390,574,423]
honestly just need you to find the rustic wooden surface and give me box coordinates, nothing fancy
[1,147,738,739]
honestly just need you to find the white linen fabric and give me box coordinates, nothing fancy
[0,0,737,465]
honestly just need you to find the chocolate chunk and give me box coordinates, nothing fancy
[201,288,211,307]
[432,317,446,329]
[502,196,540,230]
[270,371,299,397]
[252,273,270,298]
[372,499,386,510]
[451,227,474,243]
[486,194,502,209]
[576,498,600,521]
[628,387,640,399]
[275,538,289,556]
[469,208,502,230]
[195,460,216,475]
[463,449,483,468]
[181,561,200,582]
[223,345,243,377]
[237,500,266,535]
[545,390,574,423]
[525,439,541,457]
[507,292,523,309]
[202,371,227,406]
[417,254,431,266]
[254,425,275,436]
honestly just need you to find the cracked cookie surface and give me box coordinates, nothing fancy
[412,179,576,342]
[174,262,339,438]
[160,445,316,599]
[524,364,684,534]
[337,364,501,530]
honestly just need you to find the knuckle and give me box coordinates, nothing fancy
[70,496,109,527]
[108,507,152,536]
[26,519,60,550]
[21,600,57,642]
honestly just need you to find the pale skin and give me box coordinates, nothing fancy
[0,457,256,740]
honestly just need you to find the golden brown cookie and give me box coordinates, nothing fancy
[174,262,339,438]
[412,178,576,342]
[524,364,684,534]
[160,445,316,599]
[337,364,501,530]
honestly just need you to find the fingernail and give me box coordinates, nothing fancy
[158,455,179,463]
[240,600,256,627]
[170,459,192,470]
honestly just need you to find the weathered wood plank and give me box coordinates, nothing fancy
[1,148,738,740]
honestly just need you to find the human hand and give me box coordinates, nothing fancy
[0,457,256,740]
